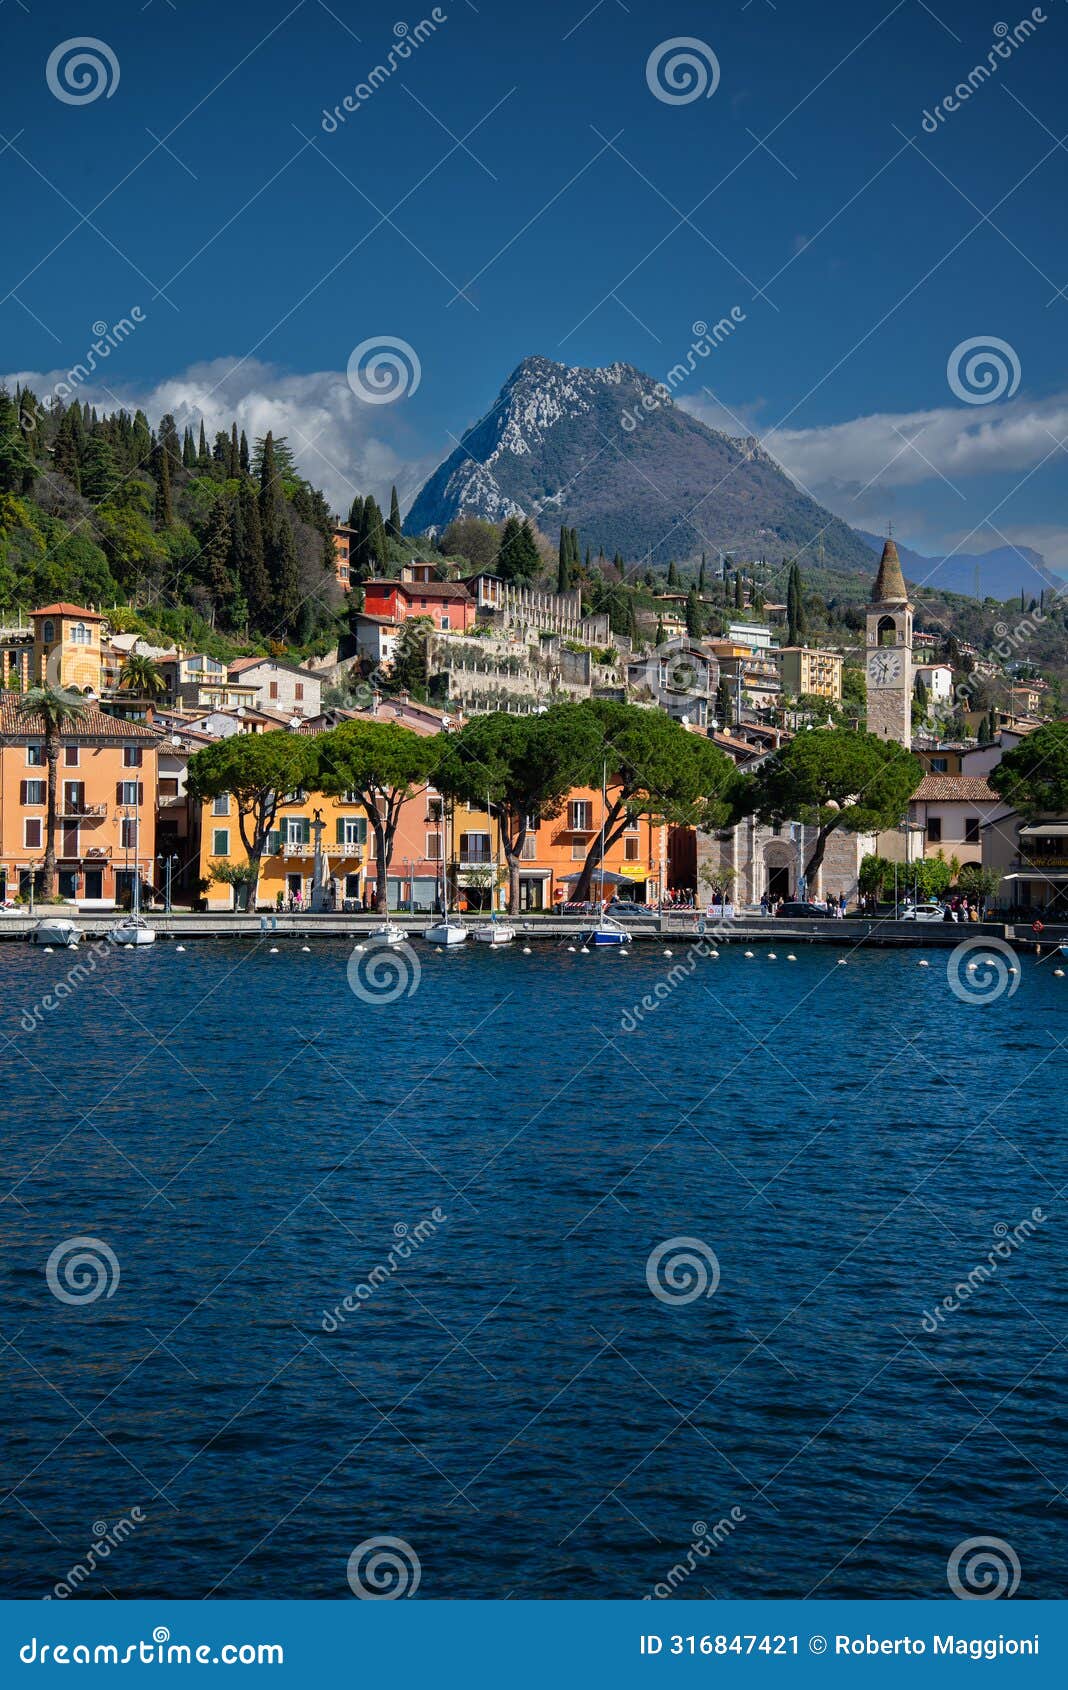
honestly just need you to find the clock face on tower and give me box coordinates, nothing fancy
[867,649,904,688]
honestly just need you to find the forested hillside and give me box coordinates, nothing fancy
[0,386,339,643]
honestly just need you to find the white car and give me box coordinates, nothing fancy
[898,902,945,922]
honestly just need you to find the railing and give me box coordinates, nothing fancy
[57,802,107,820]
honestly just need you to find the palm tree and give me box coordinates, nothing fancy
[119,654,166,698]
[17,687,89,899]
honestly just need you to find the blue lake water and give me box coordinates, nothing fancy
[0,934,1065,1600]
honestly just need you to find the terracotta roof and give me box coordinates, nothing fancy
[0,693,157,739]
[365,578,472,602]
[227,655,318,679]
[32,602,104,621]
[871,539,909,605]
[912,776,999,803]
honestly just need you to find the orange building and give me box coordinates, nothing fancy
[31,602,105,691]
[0,695,158,907]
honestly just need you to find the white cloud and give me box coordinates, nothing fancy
[3,356,438,519]
[680,389,1068,498]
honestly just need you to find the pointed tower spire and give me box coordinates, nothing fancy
[871,536,908,604]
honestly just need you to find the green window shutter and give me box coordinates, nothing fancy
[336,817,346,845]
[355,818,367,845]
[297,817,310,844]
[267,829,281,855]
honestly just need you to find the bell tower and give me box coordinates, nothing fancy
[865,537,913,748]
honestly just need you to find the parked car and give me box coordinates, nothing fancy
[898,902,945,923]
[775,901,827,919]
[607,900,651,919]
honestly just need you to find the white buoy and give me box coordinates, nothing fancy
[837,958,847,965]
[522,946,531,954]
[176,945,186,952]
[709,949,719,958]
[787,954,796,962]
[663,949,673,957]
[767,952,777,960]
[918,959,929,967]
[619,947,629,956]
[567,945,576,953]
[580,945,589,954]
[43,946,53,954]
[1009,966,1019,974]
[301,945,310,953]
[1055,968,1065,977]
[269,946,279,954]
[744,950,754,958]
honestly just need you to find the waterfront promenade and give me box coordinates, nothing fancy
[0,910,1063,949]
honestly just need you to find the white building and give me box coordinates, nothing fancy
[227,656,322,719]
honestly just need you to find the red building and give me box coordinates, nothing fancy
[362,569,476,633]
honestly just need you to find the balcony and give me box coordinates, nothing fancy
[458,851,493,867]
[57,802,107,821]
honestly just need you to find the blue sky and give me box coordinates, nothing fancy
[3,0,1067,569]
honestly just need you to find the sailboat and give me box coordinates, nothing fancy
[108,809,156,946]
[588,764,631,947]
[473,792,515,945]
[367,922,407,947]
[423,799,468,946]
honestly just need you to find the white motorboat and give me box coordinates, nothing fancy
[472,920,515,945]
[368,923,407,947]
[108,917,156,947]
[31,916,80,948]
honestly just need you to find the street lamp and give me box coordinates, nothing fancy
[156,852,179,913]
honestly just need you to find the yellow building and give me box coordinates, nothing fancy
[32,603,105,691]
[775,645,843,702]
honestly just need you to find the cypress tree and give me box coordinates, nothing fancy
[667,560,679,587]
[182,427,196,469]
[197,419,210,469]
[53,409,81,491]
[698,554,706,593]
[159,413,182,480]
[347,494,364,533]
[203,496,236,617]
[229,421,240,479]
[239,430,250,474]
[258,430,283,539]
[557,526,569,595]
[237,481,271,628]
[271,514,302,634]
[387,484,402,542]
[154,441,173,528]
[685,584,702,637]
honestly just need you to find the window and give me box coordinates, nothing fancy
[213,794,230,816]
[342,789,362,804]
[20,780,45,805]
[71,622,90,645]
[426,831,443,861]
[269,681,279,700]
[965,817,980,845]
[930,757,948,774]
[441,615,450,631]
[212,828,230,856]
[159,778,179,798]
[64,745,79,767]
[284,816,310,846]
[571,839,587,860]
[294,683,304,701]
[26,744,44,766]
[569,800,593,831]
[63,782,85,813]
[41,619,54,644]
[521,834,537,860]
[624,836,640,861]
[24,818,42,849]
[337,816,367,849]
[123,747,143,768]
[121,818,138,850]
[206,658,224,674]
[116,780,143,806]
[624,808,640,833]
[459,831,491,863]
[927,817,942,843]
